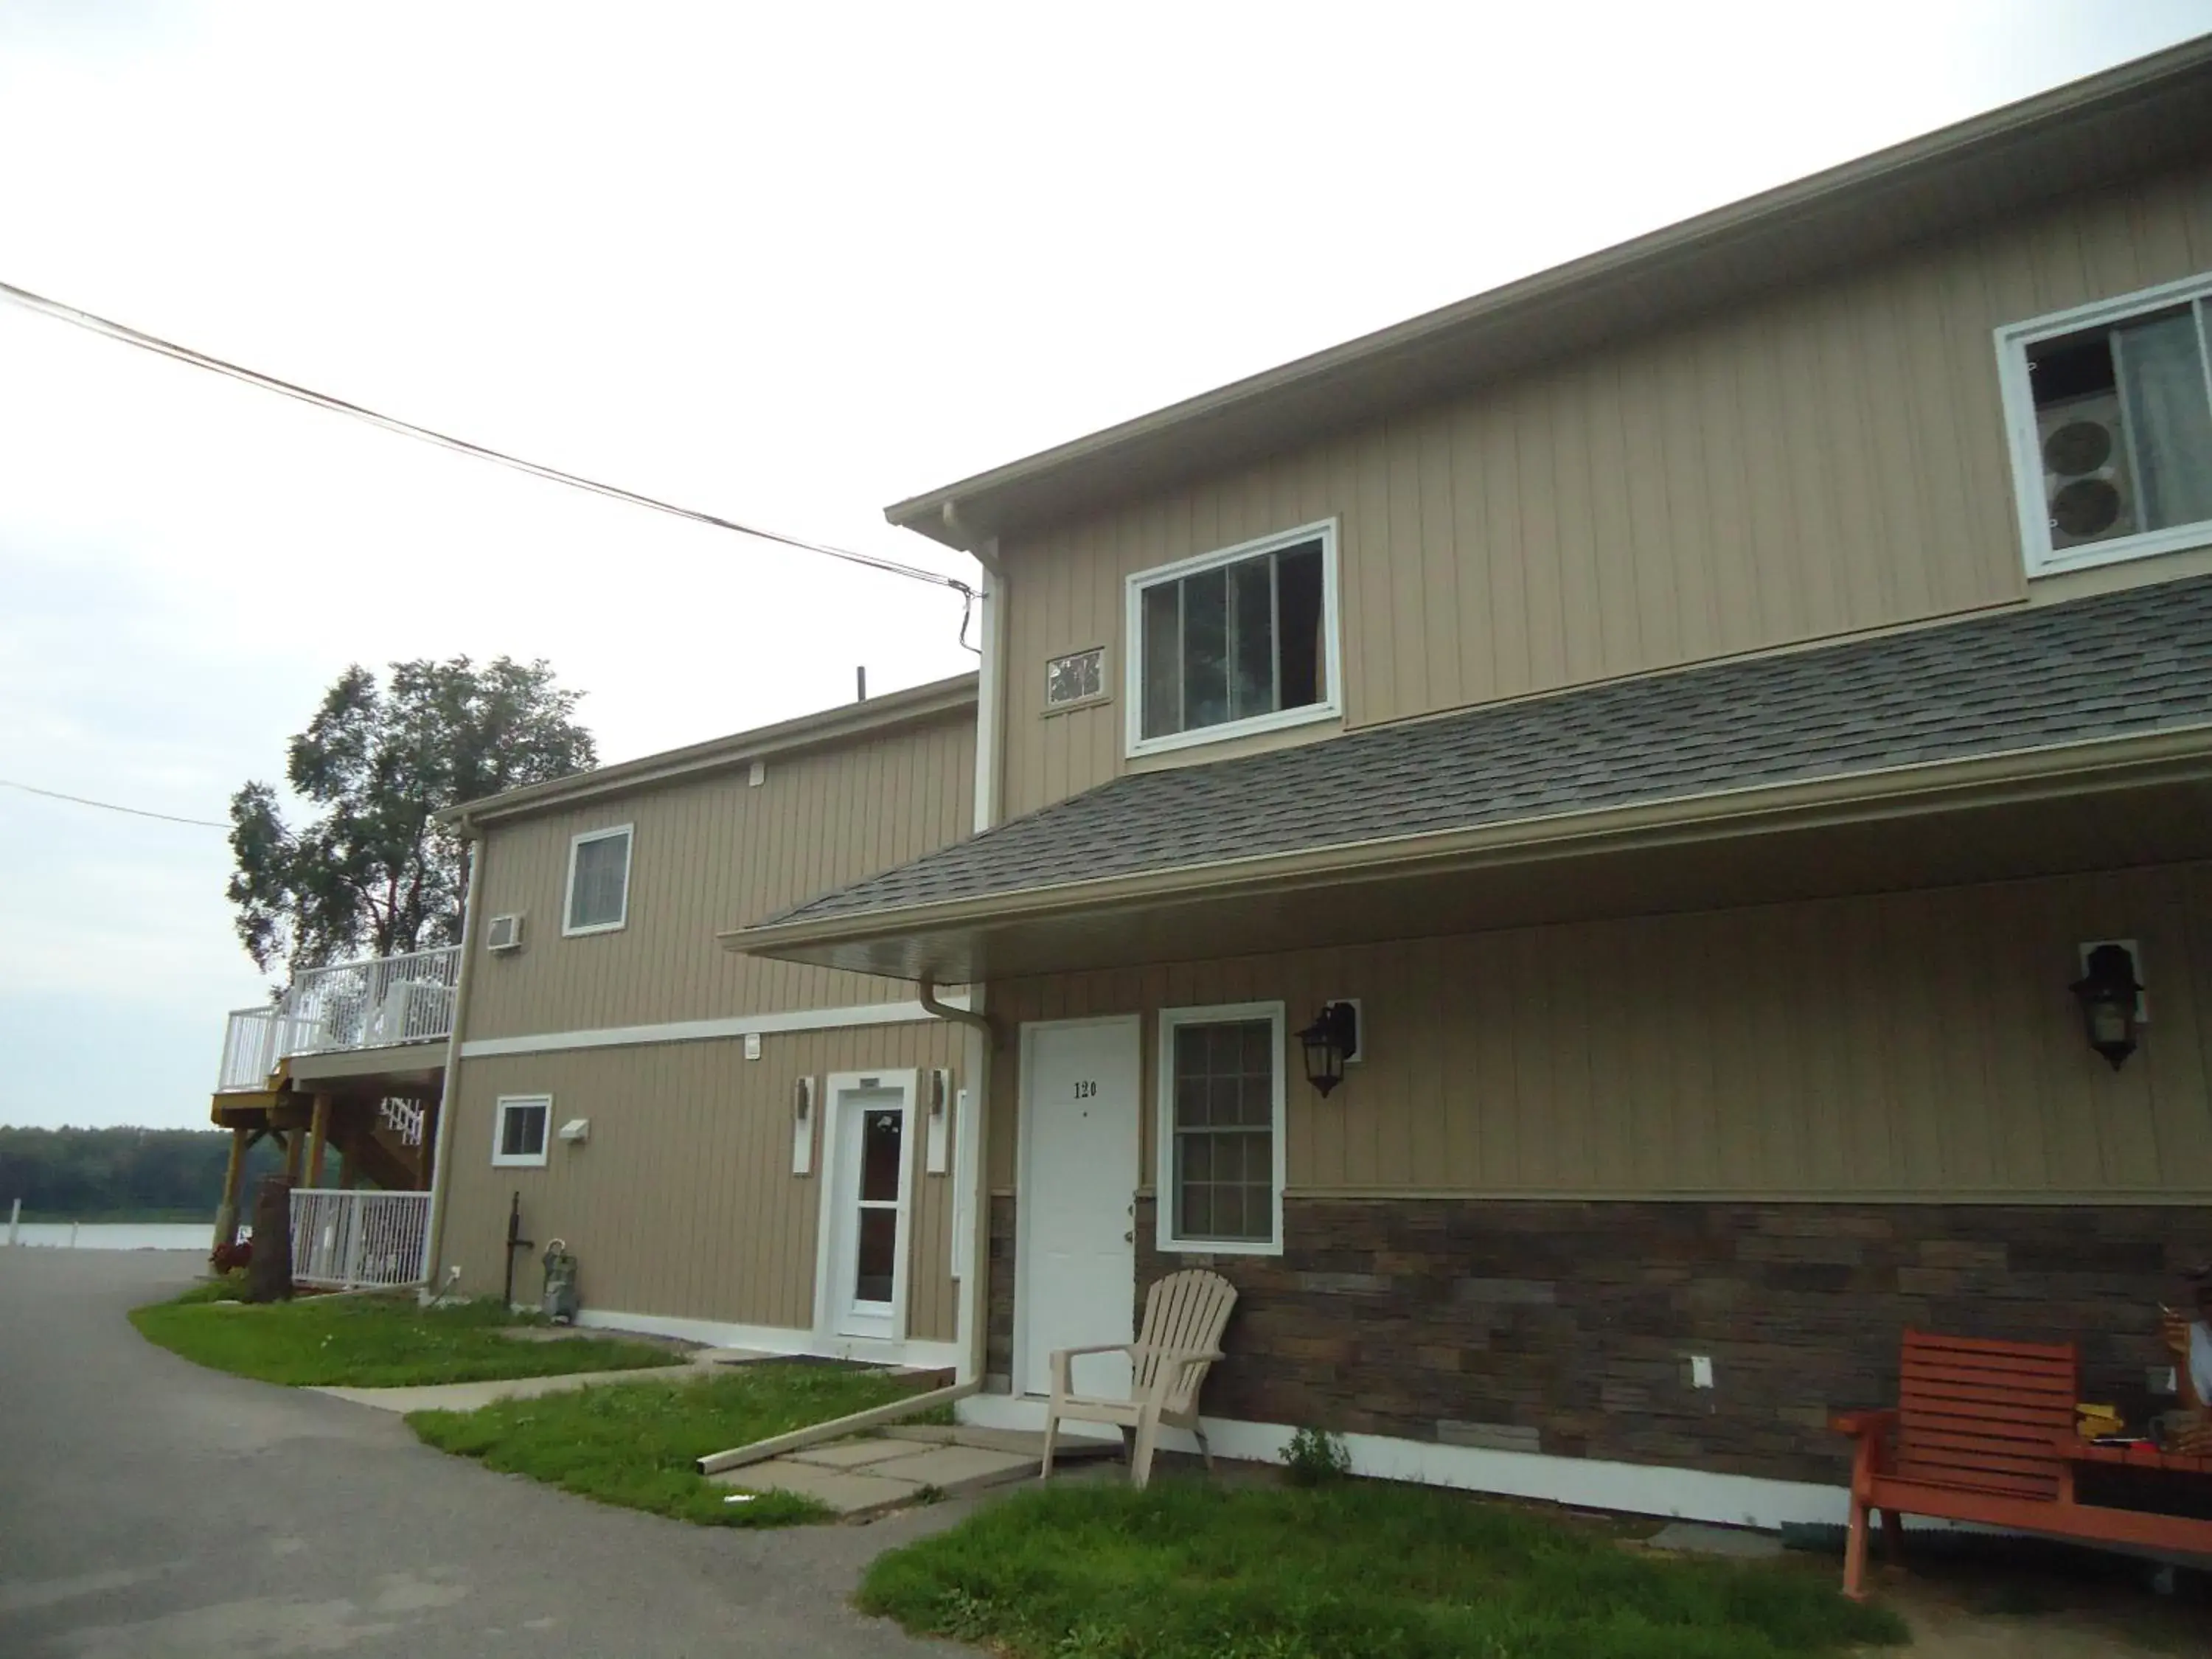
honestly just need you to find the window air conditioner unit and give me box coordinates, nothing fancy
[485,914,524,953]
[2037,391,2138,551]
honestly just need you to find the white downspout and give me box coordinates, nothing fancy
[417,826,483,1301]
[936,519,1004,1390]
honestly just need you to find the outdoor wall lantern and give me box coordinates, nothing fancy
[1298,1001,1361,1096]
[2070,942,2144,1071]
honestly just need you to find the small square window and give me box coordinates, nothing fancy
[564,826,632,936]
[1045,647,1106,710]
[1998,273,2212,576]
[1125,522,1340,757]
[493,1096,550,1167]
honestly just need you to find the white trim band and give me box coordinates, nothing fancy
[957,1394,1850,1531]
[459,995,971,1060]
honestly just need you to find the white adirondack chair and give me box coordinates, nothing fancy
[1043,1268,1237,1489]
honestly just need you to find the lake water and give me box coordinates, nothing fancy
[5,1222,210,1252]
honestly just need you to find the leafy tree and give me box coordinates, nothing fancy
[228,656,595,977]
[0,1126,283,1220]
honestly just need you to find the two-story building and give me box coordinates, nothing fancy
[424,673,980,1368]
[209,674,983,1370]
[726,39,2212,1526]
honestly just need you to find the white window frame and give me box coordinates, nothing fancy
[561,824,633,937]
[1995,269,2212,578]
[1123,520,1343,759]
[810,1069,919,1344]
[1155,1001,1287,1257]
[491,1094,552,1168]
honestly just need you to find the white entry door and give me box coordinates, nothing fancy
[824,1079,914,1341]
[1018,1017,1141,1398]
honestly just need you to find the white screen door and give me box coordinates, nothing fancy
[828,1083,911,1340]
[1018,1017,1141,1397]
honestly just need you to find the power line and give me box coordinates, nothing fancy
[0,277,977,602]
[0,777,229,829]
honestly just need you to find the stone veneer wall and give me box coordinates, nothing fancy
[990,1194,2212,1486]
[985,1194,1018,1389]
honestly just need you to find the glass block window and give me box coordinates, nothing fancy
[1046,647,1106,709]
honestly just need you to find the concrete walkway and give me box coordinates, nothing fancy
[314,1362,700,1413]
[0,1249,978,1658]
[715,1425,1119,1517]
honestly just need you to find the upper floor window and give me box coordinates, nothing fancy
[563,824,632,936]
[1124,521,1341,757]
[1998,273,2212,577]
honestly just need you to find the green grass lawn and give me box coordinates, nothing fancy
[858,1480,1908,1659]
[408,1362,945,1527]
[129,1286,679,1387]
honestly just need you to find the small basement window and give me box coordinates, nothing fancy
[1157,1003,1285,1255]
[563,824,632,936]
[1998,272,2212,575]
[493,1095,551,1167]
[1126,522,1340,756]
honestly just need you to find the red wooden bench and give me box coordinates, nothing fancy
[1831,1329,2212,1599]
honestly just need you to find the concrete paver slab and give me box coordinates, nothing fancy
[717,1461,923,1516]
[863,1445,1035,1487]
[787,1439,925,1469]
[880,1424,1118,1458]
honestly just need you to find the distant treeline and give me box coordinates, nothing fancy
[0,1126,282,1221]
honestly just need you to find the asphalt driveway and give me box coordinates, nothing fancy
[0,1248,966,1658]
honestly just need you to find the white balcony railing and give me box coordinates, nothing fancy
[289,1189,430,1290]
[215,943,461,1091]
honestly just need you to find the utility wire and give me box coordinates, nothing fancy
[0,777,229,829]
[0,278,978,606]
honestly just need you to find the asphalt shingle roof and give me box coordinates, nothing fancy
[762,574,2212,929]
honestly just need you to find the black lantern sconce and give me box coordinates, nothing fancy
[1298,1001,1361,1096]
[2070,941,2144,1071]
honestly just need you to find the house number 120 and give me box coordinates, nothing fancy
[1073,1080,1099,1099]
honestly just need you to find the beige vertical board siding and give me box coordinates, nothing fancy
[994,161,2212,821]
[988,863,2212,1201]
[463,710,972,1041]
[439,1020,962,1340]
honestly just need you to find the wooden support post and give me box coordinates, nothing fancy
[210,1125,249,1258]
[306,1094,332,1188]
[282,1125,304,1186]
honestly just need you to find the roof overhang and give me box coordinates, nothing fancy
[886,37,2212,550]
[723,727,2212,982]
[439,672,977,835]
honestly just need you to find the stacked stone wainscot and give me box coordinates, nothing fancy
[984,1194,2210,1486]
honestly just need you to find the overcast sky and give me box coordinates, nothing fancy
[4,1,2208,1133]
